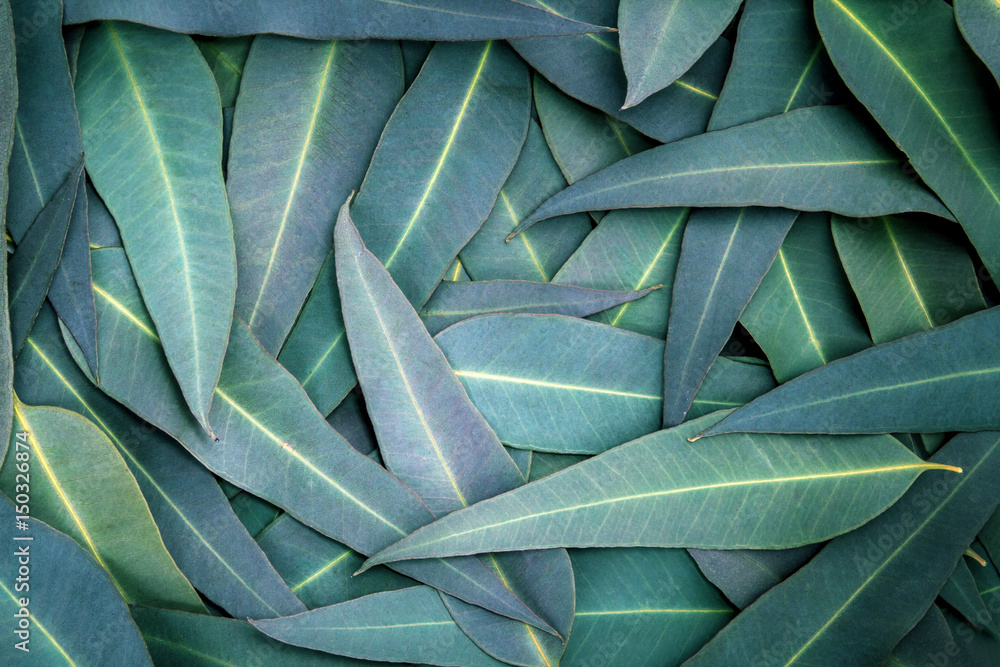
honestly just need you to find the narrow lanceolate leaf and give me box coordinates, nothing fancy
[256,514,414,610]
[3,398,205,612]
[363,413,952,566]
[420,279,657,336]
[699,306,1000,438]
[6,0,83,242]
[687,545,821,609]
[8,160,81,356]
[88,248,550,628]
[0,0,13,458]
[0,498,153,666]
[228,37,402,354]
[816,0,1000,282]
[739,213,871,383]
[76,22,237,433]
[62,0,612,39]
[196,36,252,107]
[618,0,743,107]
[685,432,1000,666]
[956,0,1000,84]
[533,75,655,189]
[351,40,529,309]
[337,204,574,663]
[940,559,996,632]
[436,313,664,455]
[132,607,367,667]
[459,121,591,282]
[85,183,121,248]
[515,106,953,235]
[564,549,733,666]
[832,215,986,344]
[254,586,504,666]
[277,251,355,416]
[661,207,796,426]
[17,304,306,619]
[552,208,688,339]
[513,0,730,143]
[685,356,777,422]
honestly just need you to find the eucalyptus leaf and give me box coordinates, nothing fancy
[401,40,432,88]
[815,0,1000,283]
[362,413,953,566]
[0,0,13,458]
[687,545,821,609]
[940,559,997,633]
[230,491,281,539]
[85,182,121,248]
[886,605,958,667]
[685,355,776,422]
[196,36,252,108]
[956,0,1000,85]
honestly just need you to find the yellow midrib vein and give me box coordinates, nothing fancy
[0,580,76,665]
[453,370,661,400]
[292,550,352,592]
[777,248,826,363]
[783,43,823,114]
[610,213,684,327]
[14,116,44,206]
[500,190,548,281]
[674,80,718,100]
[108,24,201,403]
[248,42,337,327]
[384,41,492,269]
[93,283,160,340]
[883,218,933,327]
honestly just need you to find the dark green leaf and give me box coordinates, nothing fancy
[230,491,281,539]
[688,545,821,609]
[401,40,432,88]
[956,0,1000,84]
[887,605,957,667]
[84,182,121,248]
[196,36,252,108]
[940,559,997,633]
[685,355,776,421]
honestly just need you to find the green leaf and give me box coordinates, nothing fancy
[195,36,252,108]
[62,0,612,39]
[685,355,777,422]
[459,121,591,282]
[8,159,81,356]
[533,74,655,189]
[3,397,206,612]
[515,106,953,234]
[528,452,587,482]
[351,40,529,309]
[815,0,1000,283]
[420,279,658,336]
[132,606,366,666]
[228,36,402,354]
[832,214,986,344]
[618,0,743,107]
[564,548,733,666]
[698,306,1000,438]
[0,497,153,665]
[362,413,952,566]
[85,183,121,248]
[940,559,997,633]
[688,545,820,609]
[401,40,432,88]
[77,21,237,434]
[512,0,731,143]
[87,247,551,628]
[887,605,956,667]
[230,491,281,539]
[253,586,505,666]
[277,251,355,417]
[739,212,872,383]
[684,431,1000,666]
[0,0,13,460]
[552,208,687,339]
[956,0,1000,84]
[17,304,306,619]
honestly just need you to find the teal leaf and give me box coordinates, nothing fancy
[230,491,281,539]
[351,40,529,309]
[887,605,957,667]
[688,545,820,609]
[362,413,952,565]
[516,106,953,234]
[684,432,1000,666]
[618,0,743,107]
[77,22,237,434]
[832,214,986,345]
[228,36,402,354]
[940,559,997,633]
[815,0,1000,284]
[420,279,658,336]
[528,452,587,482]
[458,121,591,282]
[62,0,613,39]
[0,497,153,665]
[956,0,1000,84]
[401,40,432,88]
[552,208,687,339]
[85,183,121,249]
[195,36,252,108]
[699,306,1000,438]
[17,304,306,619]
[739,212,872,383]
[0,0,12,460]
[685,355,776,421]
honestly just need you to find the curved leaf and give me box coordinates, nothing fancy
[0,0,13,459]
[228,36,401,354]
[459,121,591,282]
[699,306,1000,438]
[421,279,657,336]
[940,559,997,632]
[887,605,956,667]
[362,413,953,565]
[552,208,687,339]
[351,40,529,309]
[739,212,871,383]
[687,545,820,609]
[618,0,743,107]
[831,214,986,344]
[685,355,776,422]
[62,0,612,39]
[77,21,236,433]
[2,398,205,612]
[956,0,1000,84]
[516,106,953,234]
[815,0,1000,282]
[684,432,1000,666]
[196,36,252,108]
[0,497,152,665]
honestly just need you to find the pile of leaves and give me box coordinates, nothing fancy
[3,0,1000,664]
